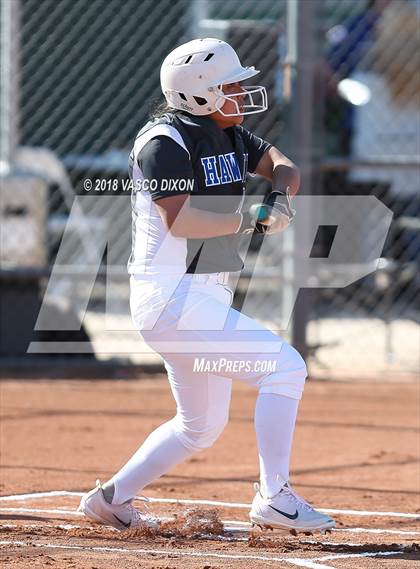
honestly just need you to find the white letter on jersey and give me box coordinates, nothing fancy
[201,156,221,186]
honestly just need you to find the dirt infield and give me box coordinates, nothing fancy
[1,376,419,568]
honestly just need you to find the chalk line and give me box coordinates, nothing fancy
[143,497,420,519]
[0,508,420,536]
[0,539,335,568]
[223,520,420,536]
[337,527,420,536]
[0,507,84,516]
[1,520,416,565]
[0,490,80,502]
[314,550,406,561]
[317,507,420,519]
[1,489,419,519]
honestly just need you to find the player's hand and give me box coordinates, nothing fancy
[265,188,295,220]
[255,188,295,234]
[236,189,295,235]
[236,203,290,235]
[255,207,291,234]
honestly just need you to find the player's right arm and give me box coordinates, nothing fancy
[155,194,243,238]
[138,136,242,238]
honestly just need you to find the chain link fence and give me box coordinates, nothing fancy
[0,0,418,377]
[312,0,420,376]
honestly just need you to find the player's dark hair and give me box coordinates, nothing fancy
[149,99,181,119]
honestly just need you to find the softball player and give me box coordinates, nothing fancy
[79,38,335,534]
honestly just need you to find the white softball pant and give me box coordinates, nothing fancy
[130,272,307,454]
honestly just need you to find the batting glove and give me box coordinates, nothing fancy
[235,188,295,235]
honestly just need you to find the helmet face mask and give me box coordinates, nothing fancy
[215,85,268,117]
[160,38,268,117]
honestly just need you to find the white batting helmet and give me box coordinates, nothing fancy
[160,38,268,116]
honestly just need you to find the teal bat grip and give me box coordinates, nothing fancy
[249,203,270,223]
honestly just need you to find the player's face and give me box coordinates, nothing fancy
[210,82,245,128]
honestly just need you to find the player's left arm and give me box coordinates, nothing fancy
[255,146,301,196]
[238,127,299,233]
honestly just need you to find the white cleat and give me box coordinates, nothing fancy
[78,480,158,531]
[249,480,336,534]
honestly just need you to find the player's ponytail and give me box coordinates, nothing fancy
[149,99,181,119]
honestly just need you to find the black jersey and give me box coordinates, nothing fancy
[128,111,270,275]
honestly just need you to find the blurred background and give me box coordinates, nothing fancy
[1,0,419,378]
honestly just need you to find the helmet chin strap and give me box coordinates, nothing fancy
[215,86,268,117]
